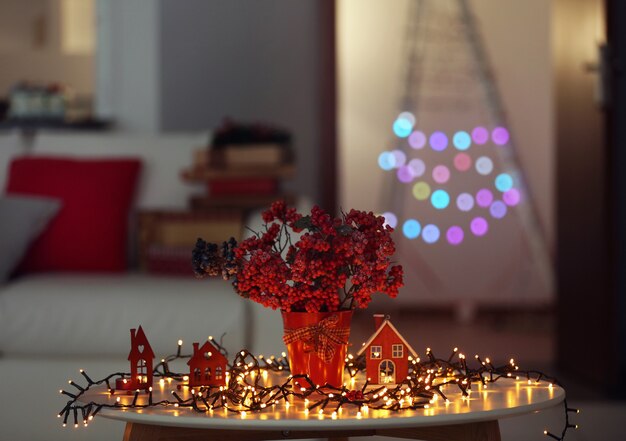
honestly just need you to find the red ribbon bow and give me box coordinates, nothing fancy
[283,314,350,363]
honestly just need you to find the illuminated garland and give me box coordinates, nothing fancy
[58,342,578,440]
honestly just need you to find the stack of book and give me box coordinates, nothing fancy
[181,120,296,209]
[138,209,243,276]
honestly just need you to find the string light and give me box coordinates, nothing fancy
[57,341,577,440]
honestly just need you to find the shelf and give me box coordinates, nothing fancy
[181,164,296,181]
[0,117,112,132]
[190,193,295,210]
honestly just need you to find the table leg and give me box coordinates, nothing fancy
[377,420,501,441]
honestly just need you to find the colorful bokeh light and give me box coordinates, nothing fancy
[475,156,494,175]
[382,212,398,229]
[429,131,448,151]
[454,153,472,171]
[422,224,440,244]
[490,201,507,219]
[391,149,407,168]
[492,127,510,145]
[412,181,431,200]
[446,226,464,245]
[402,219,422,239]
[470,217,489,236]
[432,165,450,184]
[378,151,395,171]
[408,131,426,149]
[503,188,521,206]
[495,173,514,192]
[397,165,414,183]
[472,127,489,144]
[456,193,474,211]
[393,118,413,138]
[476,188,494,208]
[453,131,471,150]
[431,189,450,209]
[380,125,519,244]
[407,158,426,177]
[398,111,416,126]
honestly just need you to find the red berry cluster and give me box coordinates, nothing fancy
[229,201,403,312]
[345,390,365,401]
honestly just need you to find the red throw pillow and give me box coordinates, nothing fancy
[6,156,142,272]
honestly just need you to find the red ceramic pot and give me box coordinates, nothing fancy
[281,310,353,388]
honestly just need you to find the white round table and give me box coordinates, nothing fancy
[82,376,565,441]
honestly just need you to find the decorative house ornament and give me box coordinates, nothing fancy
[187,338,228,387]
[357,314,418,385]
[115,326,154,391]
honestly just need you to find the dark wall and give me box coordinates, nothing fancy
[159,0,323,204]
[554,0,610,386]
[607,0,626,394]
[556,0,626,395]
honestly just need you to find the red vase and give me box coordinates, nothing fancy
[281,310,353,388]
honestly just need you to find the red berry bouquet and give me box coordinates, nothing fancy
[192,200,403,386]
[192,200,403,312]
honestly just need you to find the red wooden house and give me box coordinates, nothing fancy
[187,340,228,387]
[116,326,155,391]
[357,314,418,385]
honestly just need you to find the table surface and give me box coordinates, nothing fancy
[81,374,565,431]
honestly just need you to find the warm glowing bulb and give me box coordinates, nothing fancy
[177,340,183,346]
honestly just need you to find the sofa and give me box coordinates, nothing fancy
[0,131,289,441]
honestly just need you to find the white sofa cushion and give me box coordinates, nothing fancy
[32,132,209,209]
[0,273,283,357]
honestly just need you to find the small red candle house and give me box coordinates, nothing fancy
[357,314,418,385]
[187,339,228,387]
[115,326,155,391]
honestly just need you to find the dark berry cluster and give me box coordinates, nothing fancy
[192,237,238,280]
[194,201,404,312]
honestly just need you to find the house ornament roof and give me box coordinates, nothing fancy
[356,318,418,358]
